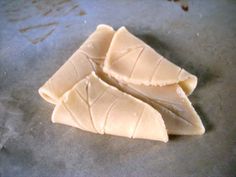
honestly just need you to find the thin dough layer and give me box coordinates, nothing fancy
[99,74,205,135]
[103,27,197,95]
[39,25,115,104]
[122,83,205,135]
[52,72,168,142]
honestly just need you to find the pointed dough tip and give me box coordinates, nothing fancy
[119,26,127,31]
[163,136,169,143]
[38,82,58,105]
[196,125,205,135]
[97,24,114,31]
[179,69,198,95]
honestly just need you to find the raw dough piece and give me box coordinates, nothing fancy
[121,82,205,135]
[52,72,168,142]
[103,27,197,95]
[101,26,204,135]
[99,74,205,135]
[39,24,115,104]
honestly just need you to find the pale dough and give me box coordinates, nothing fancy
[52,72,168,142]
[39,25,205,138]
[103,27,197,96]
[39,24,115,104]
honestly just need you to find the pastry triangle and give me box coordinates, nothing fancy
[39,25,115,104]
[122,83,205,135]
[103,27,197,95]
[52,72,168,142]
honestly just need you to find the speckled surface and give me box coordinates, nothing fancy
[0,0,235,177]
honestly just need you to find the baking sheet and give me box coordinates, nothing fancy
[0,0,235,176]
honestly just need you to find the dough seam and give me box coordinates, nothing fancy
[79,50,105,65]
[132,105,146,138]
[74,89,87,105]
[103,98,119,134]
[151,100,193,126]
[150,57,163,82]
[129,47,145,78]
[86,82,99,133]
[128,85,193,126]
[177,68,183,81]
[90,88,109,106]
[69,60,80,79]
[109,45,143,66]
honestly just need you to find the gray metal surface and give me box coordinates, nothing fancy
[0,0,235,177]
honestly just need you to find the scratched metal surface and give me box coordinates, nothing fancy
[0,0,235,177]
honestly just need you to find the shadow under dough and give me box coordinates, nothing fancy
[136,33,220,88]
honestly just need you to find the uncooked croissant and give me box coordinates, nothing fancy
[103,27,197,96]
[118,82,205,135]
[39,25,115,104]
[101,27,205,135]
[52,72,168,142]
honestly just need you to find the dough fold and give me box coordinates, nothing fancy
[52,72,168,142]
[39,25,115,104]
[103,27,197,95]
